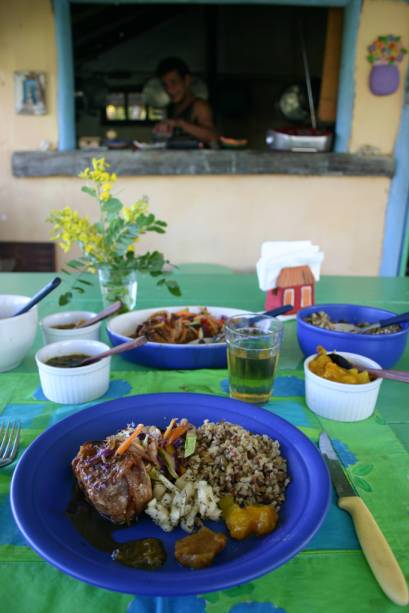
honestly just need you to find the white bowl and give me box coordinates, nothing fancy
[304,351,383,422]
[0,295,38,372]
[40,311,101,345]
[35,340,111,404]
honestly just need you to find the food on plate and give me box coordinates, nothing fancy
[309,346,371,384]
[219,136,248,148]
[220,495,278,540]
[71,419,200,526]
[304,311,400,334]
[51,320,86,329]
[69,417,289,569]
[46,354,91,368]
[174,526,227,569]
[146,474,221,532]
[131,308,226,344]
[111,538,166,569]
[72,431,153,524]
[182,420,289,508]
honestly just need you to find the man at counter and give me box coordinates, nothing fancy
[153,57,218,147]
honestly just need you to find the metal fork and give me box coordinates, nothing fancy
[0,420,21,467]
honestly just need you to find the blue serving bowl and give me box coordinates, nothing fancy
[107,306,250,369]
[297,303,409,368]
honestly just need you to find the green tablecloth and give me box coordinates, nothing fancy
[1,272,409,613]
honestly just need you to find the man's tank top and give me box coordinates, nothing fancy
[167,99,197,123]
[167,99,199,138]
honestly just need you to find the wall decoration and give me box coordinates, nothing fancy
[14,71,46,115]
[367,35,407,96]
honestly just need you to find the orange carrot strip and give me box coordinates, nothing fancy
[163,418,177,441]
[116,423,144,455]
[166,424,189,446]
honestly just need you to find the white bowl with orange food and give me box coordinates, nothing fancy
[304,349,383,422]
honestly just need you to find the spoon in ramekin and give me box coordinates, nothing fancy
[328,353,409,384]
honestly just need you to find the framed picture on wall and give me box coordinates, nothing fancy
[14,71,46,115]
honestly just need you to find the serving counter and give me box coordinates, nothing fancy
[11,150,394,177]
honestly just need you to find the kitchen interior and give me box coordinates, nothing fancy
[72,3,340,152]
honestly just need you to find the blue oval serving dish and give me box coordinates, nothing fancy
[297,303,409,368]
[107,306,250,369]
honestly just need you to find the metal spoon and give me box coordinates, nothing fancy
[328,353,409,384]
[70,336,148,367]
[74,301,123,328]
[250,303,294,324]
[13,277,62,317]
[197,304,294,344]
[331,310,409,334]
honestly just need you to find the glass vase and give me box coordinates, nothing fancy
[98,266,138,312]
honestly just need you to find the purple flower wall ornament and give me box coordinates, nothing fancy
[367,34,407,96]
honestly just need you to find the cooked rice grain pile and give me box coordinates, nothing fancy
[184,420,289,509]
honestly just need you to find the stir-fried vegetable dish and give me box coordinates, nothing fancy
[131,308,226,344]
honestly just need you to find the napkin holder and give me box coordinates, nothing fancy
[264,265,315,315]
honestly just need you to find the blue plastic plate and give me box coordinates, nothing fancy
[11,393,330,596]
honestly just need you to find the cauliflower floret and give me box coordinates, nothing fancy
[145,478,221,532]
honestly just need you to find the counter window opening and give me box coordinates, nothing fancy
[54,0,361,152]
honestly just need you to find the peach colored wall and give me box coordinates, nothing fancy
[0,0,58,151]
[1,173,390,275]
[350,0,409,154]
[0,0,406,276]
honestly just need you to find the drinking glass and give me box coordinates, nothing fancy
[225,314,284,404]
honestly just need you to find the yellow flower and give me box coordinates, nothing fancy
[121,199,149,224]
[78,159,117,187]
[78,168,91,179]
[92,158,109,172]
[133,199,149,216]
[122,207,132,223]
[48,158,168,280]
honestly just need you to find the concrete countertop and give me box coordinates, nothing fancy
[11,150,395,178]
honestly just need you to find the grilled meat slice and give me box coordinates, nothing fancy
[72,441,152,525]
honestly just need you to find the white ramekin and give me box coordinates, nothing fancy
[40,311,101,345]
[304,351,383,422]
[35,339,111,404]
[0,295,38,372]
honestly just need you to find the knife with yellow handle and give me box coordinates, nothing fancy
[319,432,409,607]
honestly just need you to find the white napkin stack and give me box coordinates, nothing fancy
[256,241,324,292]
